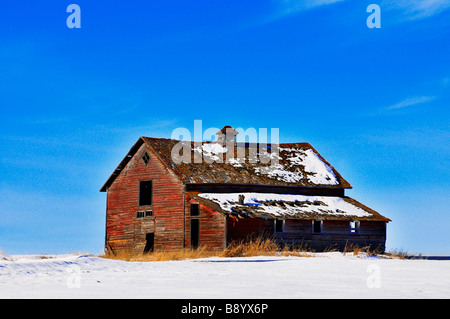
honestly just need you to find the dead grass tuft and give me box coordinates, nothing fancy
[220,237,278,257]
[384,249,414,259]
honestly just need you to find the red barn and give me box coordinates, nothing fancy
[100,126,390,254]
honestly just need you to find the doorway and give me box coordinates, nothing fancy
[144,233,154,253]
[190,219,199,249]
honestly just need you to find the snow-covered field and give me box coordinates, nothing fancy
[1,252,449,299]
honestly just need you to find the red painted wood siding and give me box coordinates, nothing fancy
[184,195,226,250]
[106,143,185,254]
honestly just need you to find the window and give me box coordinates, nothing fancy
[142,152,150,166]
[139,180,153,206]
[136,211,145,218]
[136,210,153,218]
[350,221,360,234]
[275,219,284,232]
[145,210,153,217]
[312,220,322,233]
[190,203,199,216]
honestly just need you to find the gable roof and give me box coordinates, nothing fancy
[100,136,352,192]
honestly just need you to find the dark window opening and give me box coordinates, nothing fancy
[144,233,154,253]
[142,152,150,166]
[275,219,284,232]
[136,211,145,218]
[313,220,322,233]
[190,219,199,249]
[145,210,153,217]
[139,180,152,206]
[190,203,199,216]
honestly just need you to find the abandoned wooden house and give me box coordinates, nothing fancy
[100,126,390,254]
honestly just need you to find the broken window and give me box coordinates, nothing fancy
[275,219,284,232]
[139,180,153,206]
[350,221,360,234]
[142,152,150,166]
[190,203,199,216]
[312,220,322,233]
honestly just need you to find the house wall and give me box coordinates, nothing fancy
[184,196,226,250]
[226,218,387,252]
[226,218,274,244]
[106,143,185,255]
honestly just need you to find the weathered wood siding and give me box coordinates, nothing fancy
[226,217,274,243]
[226,218,387,252]
[279,220,387,252]
[184,196,226,250]
[106,143,185,254]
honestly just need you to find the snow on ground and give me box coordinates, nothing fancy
[1,252,450,299]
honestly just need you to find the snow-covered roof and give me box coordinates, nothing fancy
[100,136,352,192]
[142,138,352,188]
[189,192,390,222]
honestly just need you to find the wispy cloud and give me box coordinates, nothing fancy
[385,96,436,111]
[382,0,450,20]
[270,0,346,20]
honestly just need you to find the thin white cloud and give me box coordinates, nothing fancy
[385,96,436,111]
[382,0,450,20]
[271,0,346,20]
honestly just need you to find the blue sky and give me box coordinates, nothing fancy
[0,0,449,255]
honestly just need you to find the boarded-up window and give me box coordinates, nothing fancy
[139,180,153,206]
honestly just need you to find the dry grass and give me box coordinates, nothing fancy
[101,237,313,261]
[102,246,220,262]
[384,249,414,259]
[104,238,420,262]
[219,237,278,257]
